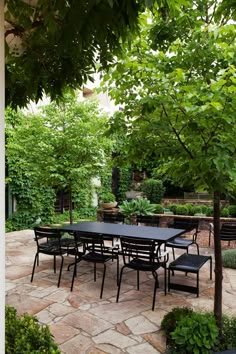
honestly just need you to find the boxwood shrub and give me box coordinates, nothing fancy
[175,205,189,215]
[5,305,60,353]
[221,207,230,218]
[166,204,178,214]
[154,204,164,214]
[229,205,236,217]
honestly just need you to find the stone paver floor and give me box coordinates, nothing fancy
[6,229,236,353]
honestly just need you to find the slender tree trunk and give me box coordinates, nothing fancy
[69,189,73,224]
[213,191,223,332]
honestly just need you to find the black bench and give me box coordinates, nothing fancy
[168,253,212,297]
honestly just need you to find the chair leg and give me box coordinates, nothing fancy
[54,255,56,273]
[71,258,82,292]
[100,264,107,298]
[71,262,77,291]
[57,256,64,288]
[31,253,38,283]
[94,263,97,282]
[172,248,175,260]
[195,243,199,255]
[164,265,167,296]
[116,266,125,303]
[117,255,119,286]
[152,271,158,311]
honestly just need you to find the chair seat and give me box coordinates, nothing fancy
[82,251,112,263]
[129,258,162,272]
[39,245,68,255]
[166,237,193,248]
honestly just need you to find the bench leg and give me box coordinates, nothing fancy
[197,272,199,297]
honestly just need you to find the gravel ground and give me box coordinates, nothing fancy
[197,229,236,250]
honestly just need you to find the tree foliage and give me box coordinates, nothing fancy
[6,95,112,225]
[102,1,236,329]
[5,0,148,108]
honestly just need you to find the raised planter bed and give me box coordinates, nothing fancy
[97,209,236,230]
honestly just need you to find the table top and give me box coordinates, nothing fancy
[60,221,186,243]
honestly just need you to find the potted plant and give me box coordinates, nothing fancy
[99,191,117,209]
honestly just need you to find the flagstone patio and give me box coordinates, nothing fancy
[6,229,236,354]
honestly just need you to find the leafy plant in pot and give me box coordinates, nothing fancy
[99,192,117,209]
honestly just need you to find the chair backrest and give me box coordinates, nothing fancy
[78,231,105,253]
[136,215,160,227]
[170,218,199,231]
[120,236,157,265]
[103,213,125,224]
[34,227,62,249]
[220,223,236,242]
[168,218,199,241]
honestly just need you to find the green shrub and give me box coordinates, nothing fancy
[175,205,189,215]
[99,191,116,203]
[221,207,229,217]
[5,305,60,353]
[206,206,214,216]
[229,205,236,217]
[139,179,165,204]
[154,204,164,214]
[160,307,194,342]
[193,205,204,215]
[167,204,178,214]
[170,312,219,354]
[220,315,236,350]
[222,249,236,269]
[201,205,208,214]
[184,203,194,216]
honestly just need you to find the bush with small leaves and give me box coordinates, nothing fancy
[5,305,60,354]
[175,205,189,215]
[185,203,195,216]
[221,207,229,217]
[229,205,236,217]
[139,179,165,204]
[154,204,164,214]
[167,204,178,214]
[220,315,236,351]
[206,206,214,216]
[222,249,236,269]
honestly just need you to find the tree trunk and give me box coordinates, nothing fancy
[69,189,73,224]
[213,191,223,332]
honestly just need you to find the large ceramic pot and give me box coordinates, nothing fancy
[99,202,118,209]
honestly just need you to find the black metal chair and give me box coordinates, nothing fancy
[165,218,200,259]
[116,236,168,311]
[70,231,119,297]
[31,227,69,287]
[136,215,160,227]
[220,222,236,246]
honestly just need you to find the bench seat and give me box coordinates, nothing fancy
[168,253,212,297]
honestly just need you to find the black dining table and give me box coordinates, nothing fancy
[60,221,186,244]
